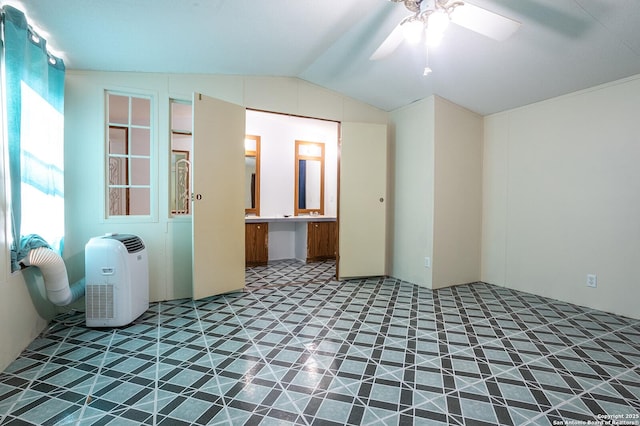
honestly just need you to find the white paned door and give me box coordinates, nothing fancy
[338,122,387,279]
[192,93,246,300]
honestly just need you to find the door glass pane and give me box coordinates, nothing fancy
[108,187,128,216]
[131,128,150,156]
[171,101,192,132]
[108,94,128,124]
[131,97,151,126]
[130,158,150,185]
[129,188,150,215]
[108,127,127,154]
[108,157,127,187]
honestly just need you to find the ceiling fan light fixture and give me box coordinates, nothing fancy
[372,0,521,63]
[428,9,450,35]
[401,19,424,44]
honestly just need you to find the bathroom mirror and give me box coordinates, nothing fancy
[245,135,261,215]
[295,140,324,216]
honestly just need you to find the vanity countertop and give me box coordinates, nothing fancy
[245,215,336,223]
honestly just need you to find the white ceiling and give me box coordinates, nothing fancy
[10,0,640,115]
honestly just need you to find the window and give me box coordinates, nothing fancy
[106,92,152,217]
[170,100,192,216]
[2,5,66,270]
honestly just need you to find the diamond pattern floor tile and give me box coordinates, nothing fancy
[1,259,639,425]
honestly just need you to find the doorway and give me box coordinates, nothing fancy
[243,110,339,289]
[189,94,388,300]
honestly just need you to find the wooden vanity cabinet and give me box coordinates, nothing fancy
[306,221,337,262]
[245,223,268,266]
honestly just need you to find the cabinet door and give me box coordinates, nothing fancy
[307,221,336,262]
[246,223,268,266]
[326,221,337,259]
[307,222,323,261]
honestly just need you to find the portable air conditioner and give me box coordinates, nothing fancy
[85,233,149,327]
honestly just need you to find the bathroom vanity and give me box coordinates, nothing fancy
[245,216,337,266]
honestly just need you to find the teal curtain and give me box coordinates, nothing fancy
[2,6,66,271]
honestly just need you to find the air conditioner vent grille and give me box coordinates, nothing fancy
[106,234,145,253]
[86,284,114,319]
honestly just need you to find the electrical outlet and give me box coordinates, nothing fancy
[424,257,431,269]
[586,274,597,288]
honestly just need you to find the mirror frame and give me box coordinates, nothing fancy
[245,135,261,216]
[294,140,325,216]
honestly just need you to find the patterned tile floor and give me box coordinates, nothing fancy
[1,261,639,425]
[245,259,336,290]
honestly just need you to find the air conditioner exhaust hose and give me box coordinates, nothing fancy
[22,247,85,306]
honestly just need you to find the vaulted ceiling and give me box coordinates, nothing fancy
[12,0,640,115]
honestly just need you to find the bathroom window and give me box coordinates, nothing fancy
[105,92,152,217]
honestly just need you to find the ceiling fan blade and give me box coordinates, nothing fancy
[370,22,405,60]
[451,2,521,41]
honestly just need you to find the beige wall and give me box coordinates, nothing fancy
[0,273,53,372]
[482,75,640,319]
[432,97,483,289]
[390,97,435,287]
[390,96,483,289]
[63,71,388,303]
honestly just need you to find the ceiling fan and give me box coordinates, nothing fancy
[370,0,521,60]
